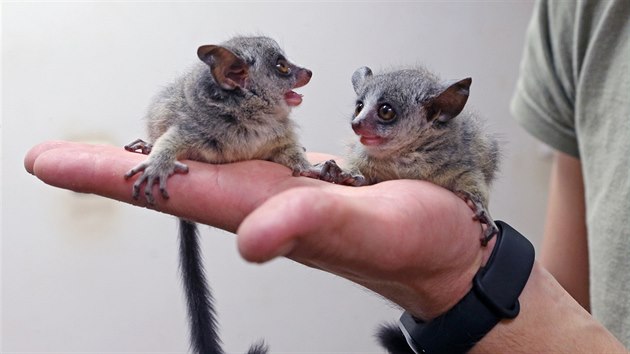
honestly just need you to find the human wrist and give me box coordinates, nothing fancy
[470,262,547,352]
[399,221,535,353]
[401,214,498,321]
[471,262,626,353]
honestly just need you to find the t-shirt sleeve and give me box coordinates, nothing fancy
[510,0,580,158]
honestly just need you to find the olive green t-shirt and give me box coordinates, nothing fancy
[511,0,630,346]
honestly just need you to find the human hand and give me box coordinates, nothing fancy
[24,140,330,232]
[237,175,495,320]
[25,140,493,320]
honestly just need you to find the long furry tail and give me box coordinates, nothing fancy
[179,219,223,354]
[179,219,269,354]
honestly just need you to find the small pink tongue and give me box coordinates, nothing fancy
[284,91,303,107]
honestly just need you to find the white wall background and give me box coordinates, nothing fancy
[2,1,547,353]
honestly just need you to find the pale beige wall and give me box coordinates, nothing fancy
[2,2,542,352]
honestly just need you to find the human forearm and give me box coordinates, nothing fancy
[540,152,590,310]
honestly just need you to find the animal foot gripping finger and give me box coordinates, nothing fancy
[297,160,341,181]
[300,160,367,186]
[124,161,149,180]
[479,215,499,246]
[125,160,189,204]
[124,139,153,155]
[457,193,499,246]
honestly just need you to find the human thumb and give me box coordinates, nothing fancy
[237,187,340,263]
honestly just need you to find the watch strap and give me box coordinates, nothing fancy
[398,221,535,353]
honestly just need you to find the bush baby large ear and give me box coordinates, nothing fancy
[351,66,373,94]
[197,45,249,90]
[427,77,472,123]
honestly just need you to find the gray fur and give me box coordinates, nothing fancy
[304,66,500,243]
[301,66,501,354]
[347,66,500,354]
[125,36,312,354]
[347,67,499,209]
[351,66,373,93]
[127,36,311,203]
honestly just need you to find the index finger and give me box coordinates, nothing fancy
[25,141,330,232]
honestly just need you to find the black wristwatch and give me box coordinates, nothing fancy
[398,221,535,353]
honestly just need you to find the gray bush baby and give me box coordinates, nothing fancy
[309,66,500,244]
[124,36,312,354]
[306,66,500,353]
